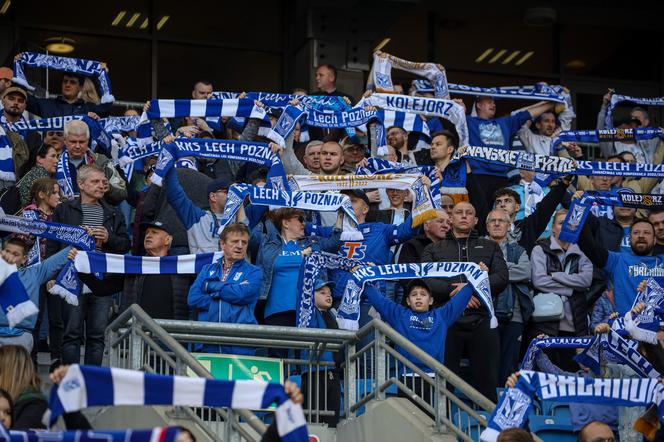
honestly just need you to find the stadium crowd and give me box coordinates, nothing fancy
[0,50,664,442]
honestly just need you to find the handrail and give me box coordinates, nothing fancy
[355,319,495,412]
[106,305,268,437]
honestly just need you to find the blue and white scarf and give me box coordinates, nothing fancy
[219,183,359,239]
[480,370,664,442]
[288,173,437,227]
[337,261,495,330]
[136,99,269,145]
[369,52,449,98]
[99,115,141,134]
[620,277,664,344]
[296,252,364,328]
[605,94,664,128]
[0,114,84,133]
[13,52,114,103]
[151,138,287,189]
[552,127,664,153]
[211,91,349,111]
[520,336,594,371]
[3,427,180,442]
[0,257,37,328]
[448,82,568,104]
[0,215,95,250]
[459,145,664,178]
[49,251,223,305]
[55,149,77,199]
[0,124,14,181]
[47,364,308,442]
[559,190,664,243]
[365,93,469,147]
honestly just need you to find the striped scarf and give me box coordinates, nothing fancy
[0,124,15,181]
[47,364,308,442]
[552,127,664,153]
[0,257,37,328]
[449,82,568,104]
[480,370,664,442]
[13,52,114,103]
[605,94,664,128]
[49,251,223,305]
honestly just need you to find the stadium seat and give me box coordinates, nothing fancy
[528,414,575,442]
[452,410,491,442]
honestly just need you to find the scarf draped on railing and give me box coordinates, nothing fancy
[13,52,114,103]
[559,190,664,243]
[480,370,664,442]
[365,93,469,147]
[552,127,664,153]
[151,137,287,189]
[287,173,437,227]
[46,364,308,442]
[296,252,364,328]
[337,261,495,330]
[218,183,360,240]
[49,251,223,305]
[605,94,664,128]
[367,52,449,98]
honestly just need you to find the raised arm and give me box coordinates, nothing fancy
[165,167,206,230]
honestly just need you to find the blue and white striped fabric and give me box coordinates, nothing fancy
[49,251,223,305]
[480,370,664,442]
[605,94,664,128]
[552,127,664,153]
[136,99,269,144]
[0,257,37,328]
[48,365,308,442]
[0,124,14,181]
[448,82,568,104]
[3,427,180,442]
[379,109,430,138]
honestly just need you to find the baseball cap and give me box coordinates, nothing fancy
[207,177,232,194]
[341,189,370,206]
[2,86,27,100]
[141,220,172,235]
[314,279,335,291]
[0,67,12,81]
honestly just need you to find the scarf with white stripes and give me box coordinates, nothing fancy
[287,174,437,227]
[3,427,180,442]
[13,52,114,103]
[552,127,664,153]
[337,261,495,331]
[136,99,269,144]
[0,257,37,328]
[49,251,223,305]
[559,190,664,243]
[47,364,308,442]
[365,93,469,147]
[605,94,664,128]
[219,183,359,239]
[449,82,568,104]
[151,138,287,189]
[0,124,15,181]
[480,370,664,442]
[368,52,448,98]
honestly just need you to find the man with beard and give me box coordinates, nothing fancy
[578,217,664,314]
[2,86,41,153]
[517,107,574,156]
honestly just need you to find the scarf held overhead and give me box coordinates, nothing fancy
[605,94,664,129]
[337,261,495,330]
[13,52,114,103]
[47,364,308,442]
[368,52,449,98]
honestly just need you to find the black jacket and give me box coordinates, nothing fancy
[12,388,47,430]
[421,230,509,313]
[26,95,112,118]
[46,197,130,257]
[586,213,625,252]
[121,274,191,320]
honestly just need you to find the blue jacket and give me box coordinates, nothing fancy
[301,308,337,373]
[310,217,419,299]
[188,258,263,355]
[365,283,474,371]
[0,248,71,336]
[466,110,531,177]
[253,219,341,300]
[26,95,112,118]
[165,168,222,253]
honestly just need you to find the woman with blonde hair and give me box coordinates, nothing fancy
[79,77,100,104]
[0,345,46,429]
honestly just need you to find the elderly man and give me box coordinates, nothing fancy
[46,164,130,366]
[61,120,126,204]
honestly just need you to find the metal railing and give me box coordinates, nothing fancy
[106,305,497,441]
